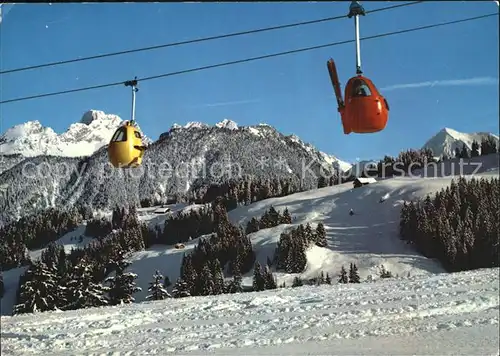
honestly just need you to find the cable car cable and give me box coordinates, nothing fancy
[0,11,496,105]
[0,1,424,75]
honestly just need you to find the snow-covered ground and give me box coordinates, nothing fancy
[2,160,498,317]
[1,267,498,355]
[1,155,498,354]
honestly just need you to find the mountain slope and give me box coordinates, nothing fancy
[3,156,497,317]
[0,118,348,226]
[122,164,497,304]
[422,127,498,158]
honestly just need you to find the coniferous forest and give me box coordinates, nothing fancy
[400,176,499,271]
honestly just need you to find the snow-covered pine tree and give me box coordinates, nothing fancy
[348,263,360,283]
[146,270,171,301]
[263,265,277,289]
[292,276,303,287]
[252,261,265,291]
[172,277,191,298]
[268,206,280,226]
[338,265,348,283]
[105,258,141,305]
[65,259,109,311]
[290,240,307,273]
[280,208,292,224]
[315,223,327,247]
[13,261,62,314]
[460,143,470,159]
[226,262,243,293]
[227,273,243,293]
[304,223,314,243]
[199,263,215,295]
[210,259,225,295]
[325,272,331,284]
[471,140,480,157]
[245,217,260,234]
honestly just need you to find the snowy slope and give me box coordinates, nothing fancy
[105,159,498,303]
[423,127,498,158]
[320,151,352,172]
[2,156,498,317]
[166,120,352,171]
[1,267,498,355]
[0,110,151,158]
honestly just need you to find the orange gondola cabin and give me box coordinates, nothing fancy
[327,59,389,135]
[326,1,390,135]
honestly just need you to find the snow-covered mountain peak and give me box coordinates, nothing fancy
[441,127,461,136]
[423,127,498,158]
[170,119,239,131]
[0,121,59,156]
[61,115,124,148]
[79,110,121,126]
[185,121,209,129]
[215,118,238,130]
[1,120,52,139]
[0,110,139,158]
[170,122,209,130]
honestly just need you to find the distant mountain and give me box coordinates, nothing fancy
[0,114,350,226]
[0,110,152,175]
[344,127,499,177]
[422,127,499,159]
[1,110,133,157]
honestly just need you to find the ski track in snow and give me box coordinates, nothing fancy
[1,268,498,355]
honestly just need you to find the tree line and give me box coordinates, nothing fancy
[141,176,304,212]
[400,176,499,272]
[7,196,398,315]
[347,139,498,181]
[12,206,148,314]
[273,222,327,273]
[0,207,84,271]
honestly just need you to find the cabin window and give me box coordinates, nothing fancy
[351,79,371,97]
[111,127,127,142]
[134,131,142,139]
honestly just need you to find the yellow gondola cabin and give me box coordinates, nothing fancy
[108,120,146,168]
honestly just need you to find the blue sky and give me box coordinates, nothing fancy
[1,1,498,162]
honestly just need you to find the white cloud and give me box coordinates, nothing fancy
[203,99,261,107]
[380,77,499,92]
[189,98,261,109]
